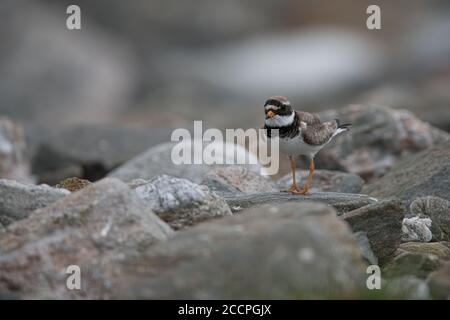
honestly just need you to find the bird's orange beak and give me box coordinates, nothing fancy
[266,110,275,118]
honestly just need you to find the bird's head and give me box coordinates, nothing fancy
[264,96,295,127]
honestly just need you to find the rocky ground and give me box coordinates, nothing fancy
[1,104,450,299]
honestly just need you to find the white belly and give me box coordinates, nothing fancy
[277,135,324,159]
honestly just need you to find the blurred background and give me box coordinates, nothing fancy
[1,0,450,182]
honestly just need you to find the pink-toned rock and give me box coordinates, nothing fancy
[309,104,449,182]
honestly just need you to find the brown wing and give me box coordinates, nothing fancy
[296,111,321,126]
[302,120,338,146]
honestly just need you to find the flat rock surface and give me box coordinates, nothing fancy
[224,192,377,215]
[276,169,364,194]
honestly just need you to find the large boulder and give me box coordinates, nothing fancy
[341,199,405,264]
[363,140,450,205]
[121,202,367,299]
[0,178,172,299]
[131,175,232,230]
[0,179,69,227]
[276,169,364,194]
[108,140,264,183]
[313,104,449,182]
[0,118,33,183]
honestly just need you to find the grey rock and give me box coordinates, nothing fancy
[0,178,173,299]
[410,196,450,242]
[354,232,378,265]
[122,202,367,299]
[427,264,450,299]
[223,192,377,215]
[314,105,449,182]
[0,179,70,227]
[200,176,242,197]
[108,140,264,183]
[402,216,433,243]
[342,199,405,264]
[360,78,450,132]
[27,124,172,184]
[363,140,450,205]
[276,169,364,194]
[202,166,277,196]
[0,118,33,183]
[399,242,450,261]
[384,251,442,279]
[385,276,431,300]
[131,175,232,230]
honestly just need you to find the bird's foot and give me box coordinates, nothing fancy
[290,186,311,195]
[281,184,301,193]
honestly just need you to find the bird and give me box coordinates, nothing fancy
[263,96,351,195]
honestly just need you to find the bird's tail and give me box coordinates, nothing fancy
[333,119,351,136]
[335,119,351,131]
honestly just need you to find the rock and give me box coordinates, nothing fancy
[314,105,449,182]
[108,140,264,183]
[360,77,450,132]
[402,216,433,243]
[223,192,377,215]
[0,178,173,299]
[131,175,232,230]
[0,179,70,227]
[122,202,367,299]
[276,170,364,194]
[0,118,33,183]
[384,252,442,279]
[427,265,450,299]
[399,242,450,261]
[200,176,242,197]
[341,199,405,264]
[354,232,378,265]
[363,140,450,205]
[27,125,172,184]
[55,177,92,192]
[202,166,277,195]
[384,276,431,300]
[410,196,450,241]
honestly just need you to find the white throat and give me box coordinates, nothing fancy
[265,112,295,127]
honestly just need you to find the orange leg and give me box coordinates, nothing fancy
[281,156,300,193]
[295,158,314,195]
